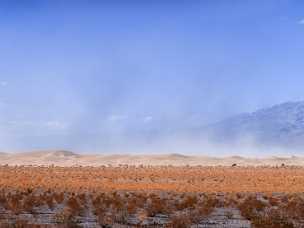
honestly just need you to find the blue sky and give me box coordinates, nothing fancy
[0,0,304,152]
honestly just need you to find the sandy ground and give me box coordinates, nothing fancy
[1,165,304,193]
[0,150,303,167]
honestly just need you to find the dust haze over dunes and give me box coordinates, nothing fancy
[1,150,304,167]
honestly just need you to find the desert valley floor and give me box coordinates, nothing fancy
[0,151,303,227]
[0,165,303,227]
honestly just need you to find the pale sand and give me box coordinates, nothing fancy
[0,150,303,167]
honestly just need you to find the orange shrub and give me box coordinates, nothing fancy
[238,196,266,220]
[66,196,83,216]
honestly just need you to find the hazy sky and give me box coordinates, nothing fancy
[0,0,304,152]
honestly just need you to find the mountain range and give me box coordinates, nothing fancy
[204,101,304,151]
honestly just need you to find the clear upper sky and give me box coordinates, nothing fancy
[0,0,304,152]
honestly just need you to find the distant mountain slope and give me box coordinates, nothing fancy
[206,101,304,149]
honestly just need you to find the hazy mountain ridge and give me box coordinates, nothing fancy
[205,101,304,150]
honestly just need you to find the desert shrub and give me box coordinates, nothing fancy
[236,193,244,200]
[135,193,148,206]
[170,214,192,228]
[252,211,294,228]
[284,196,304,219]
[126,193,147,214]
[54,209,81,227]
[7,193,24,214]
[238,196,266,220]
[137,209,148,223]
[97,213,115,226]
[109,192,124,211]
[94,192,125,212]
[92,194,109,219]
[94,204,105,216]
[54,192,65,204]
[0,193,7,208]
[126,198,138,214]
[101,195,112,208]
[187,209,206,224]
[176,195,198,210]
[77,193,86,205]
[13,219,30,228]
[92,194,102,208]
[66,196,83,216]
[146,196,169,216]
[54,211,68,223]
[268,196,280,207]
[281,195,289,204]
[42,193,55,210]
[197,196,219,216]
[224,196,238,207]
[22,194,44,212]
[113,209,129,224]
[253,219,294,228]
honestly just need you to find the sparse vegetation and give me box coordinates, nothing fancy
[0,166,303,226]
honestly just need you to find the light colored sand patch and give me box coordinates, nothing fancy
[0,150,303,167]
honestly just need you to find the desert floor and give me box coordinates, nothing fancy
[0,166,303,227]
[0,165,303,193]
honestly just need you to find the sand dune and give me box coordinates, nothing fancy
[0,150,303,166]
